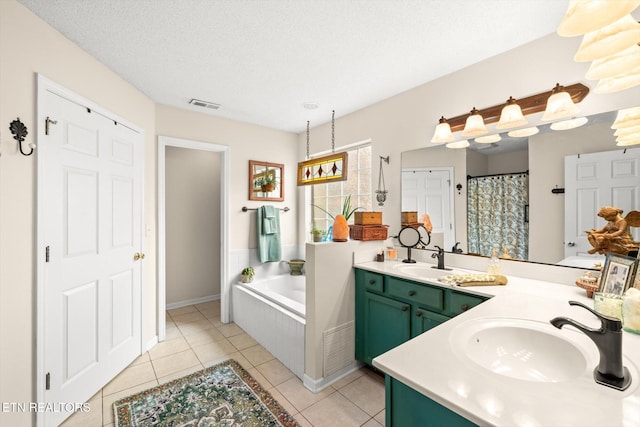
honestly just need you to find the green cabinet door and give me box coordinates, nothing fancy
[386,376,478,427]
[362,292,411,365]
[411,307,450,337]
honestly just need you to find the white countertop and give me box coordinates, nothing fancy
[356,261,640,427]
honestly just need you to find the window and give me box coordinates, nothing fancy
[312,143,372,233]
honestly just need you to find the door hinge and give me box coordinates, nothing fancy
[45,116,57,136]
[45,246,50,262]
[45,372,50,390]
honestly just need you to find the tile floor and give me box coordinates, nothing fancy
[61,300,386,427]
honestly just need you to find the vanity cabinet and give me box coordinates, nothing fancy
[355,267,486,426]
[354,268,487,365]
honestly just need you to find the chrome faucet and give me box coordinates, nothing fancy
[550,300,631,391]
[431,246,448,270]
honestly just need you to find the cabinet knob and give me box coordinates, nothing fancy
[408,290,416,296]
[401,306,408,312]
[461,304,470,312]
[416,311,423,317]
[368,279,376,285]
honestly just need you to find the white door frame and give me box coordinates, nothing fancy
[36,74,145,424]
[157,136,230,341]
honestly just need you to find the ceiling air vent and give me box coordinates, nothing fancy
[189,99,221,110]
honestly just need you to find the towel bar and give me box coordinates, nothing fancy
[242,206,290,212]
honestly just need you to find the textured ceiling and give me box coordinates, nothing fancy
[17,0,569,133]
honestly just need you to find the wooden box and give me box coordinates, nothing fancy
[349,225,388,241]
[354,211,382,225]
[401,211,418,224]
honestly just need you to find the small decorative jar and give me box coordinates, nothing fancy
[622,288,640,334]
[594,292,623,320]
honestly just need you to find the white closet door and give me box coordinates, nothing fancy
[39,85,143,426]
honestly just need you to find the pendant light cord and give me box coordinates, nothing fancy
[331,110,335,153]
[306,120,310,159]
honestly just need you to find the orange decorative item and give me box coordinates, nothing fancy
[421,214,433,233]
[332,214,349,242]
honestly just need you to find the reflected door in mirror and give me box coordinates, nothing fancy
[401,168,454,250]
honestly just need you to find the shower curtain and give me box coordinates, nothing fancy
[467,172,529,260]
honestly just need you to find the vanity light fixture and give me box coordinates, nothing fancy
[594,72,640,94]
[429,83,589,139]
[541,84,580,121]
[616,133,640,146]
[430,116,455,143]
[475,134,501,143]
[550,117,589,131]
[614,125,639,137]
[558,1,640,93]
[508,127,539,138]
[557,0,640,37]
[496,97,528,130]
[585,45,640,80]
[612,106,640,128]
[574,15,640,62]
[461,108,488,137]
[446,140,470,149]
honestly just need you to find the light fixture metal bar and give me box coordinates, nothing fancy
[445,83,589,132]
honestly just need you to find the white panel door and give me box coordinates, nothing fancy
[39,87,143,426]
[565,148,640,258]
[401,169,454,249]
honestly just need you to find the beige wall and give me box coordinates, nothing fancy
[302,32,640,246]
[0,2,298,425]
[156,104,298,250]
[166,147,221,304]
[0,2,156,425]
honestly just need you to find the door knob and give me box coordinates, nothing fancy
[567,242,576,247]
[134,252,145,261]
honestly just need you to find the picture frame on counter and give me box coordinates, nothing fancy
[598,252,639,296]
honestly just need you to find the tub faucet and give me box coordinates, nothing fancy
[550,300,631,391]
[431,246,446,270]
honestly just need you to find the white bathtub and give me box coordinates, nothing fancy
[232,275,305,379]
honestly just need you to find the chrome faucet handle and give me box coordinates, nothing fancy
[568,300,622,332]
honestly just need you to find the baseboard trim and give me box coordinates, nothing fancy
[166,294,220,310]
[145,335,158,352]
[303,360,364,393]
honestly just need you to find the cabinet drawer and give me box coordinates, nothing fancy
[387,277,444,311]
[362,271,384,292]
[450,292,486,316]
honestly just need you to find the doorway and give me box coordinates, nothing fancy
[157,136,229,342]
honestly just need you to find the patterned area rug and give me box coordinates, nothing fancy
[114,359,300,427]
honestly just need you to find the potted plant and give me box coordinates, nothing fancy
[258,167,278,192]
[314,195,362,242]
[241,267,255,283]
[311,226,326,242]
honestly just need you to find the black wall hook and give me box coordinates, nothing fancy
[9,118,34,156]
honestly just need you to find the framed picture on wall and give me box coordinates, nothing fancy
[598,252,638,296]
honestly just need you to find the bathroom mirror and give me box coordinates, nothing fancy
[249,160,284,202]
[400,108,640,269]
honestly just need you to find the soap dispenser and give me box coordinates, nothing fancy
[488,248,502,275]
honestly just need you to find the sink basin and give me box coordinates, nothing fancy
[451,318,588,382]
[392,263,462,279]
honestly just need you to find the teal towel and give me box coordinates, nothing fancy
[258,206,281,262]
[262,205,278,234]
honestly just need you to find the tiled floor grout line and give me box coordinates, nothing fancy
[64,301,386,427]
